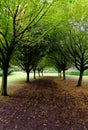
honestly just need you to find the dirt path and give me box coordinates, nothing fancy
[0,77,88,130]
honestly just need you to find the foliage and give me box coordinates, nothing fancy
[0,0,55,95]
[64,25,88,86]
[47,29,71,80]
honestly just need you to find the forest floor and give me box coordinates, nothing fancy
[0,77,88,130]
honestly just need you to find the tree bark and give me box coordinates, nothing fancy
[77,70,84,87]
[1,67,8,96]
[26,71,30,83]
[63,69,66,80]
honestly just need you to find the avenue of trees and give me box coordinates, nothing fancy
[0,0,55,95]
[0,0,88,96]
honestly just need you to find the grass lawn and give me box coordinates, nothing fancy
[0,72,88,94]
[0,71,88,90]
[66,69,88,76]
[0,71,34,88]
[0,72,58,87]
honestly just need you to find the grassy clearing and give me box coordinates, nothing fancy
[0,71,88,90]
[66,74,88,82]
[66,69,88,76]
[0,72,58,85]
[0,71,34,88]
[66,70,80,75]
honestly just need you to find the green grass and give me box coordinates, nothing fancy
[43,72,58,77]
[0,71,58,86]
[0,71,34,87]
[66,69,88,76]
[84,70,88,76]
[66,70,80,75]
[0,71,88,91]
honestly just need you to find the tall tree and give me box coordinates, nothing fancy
[48,46,70,80]
[31,41,48,79]
[47,29,70,80]
[65,26,88,86]
[37,57,47,77]
[14,44,34,83]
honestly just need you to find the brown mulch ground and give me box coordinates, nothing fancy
[0,77,88,130]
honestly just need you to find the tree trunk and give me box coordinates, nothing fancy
[63,69,65,80]
[77,70,84,87]
[26,71,30,83]
[1,67,8,96]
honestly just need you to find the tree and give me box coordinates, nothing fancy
[65,26,88,86]
[48,49,69,80]
[0,0,53,96]
[46,28,70,80]
[14,37,48,81]
[37,57,47,77]
[31,41,48,79]
[14,44,34,83]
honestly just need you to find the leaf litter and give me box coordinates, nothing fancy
[0,77,88,130]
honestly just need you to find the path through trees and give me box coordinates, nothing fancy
[0,77,87,130]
